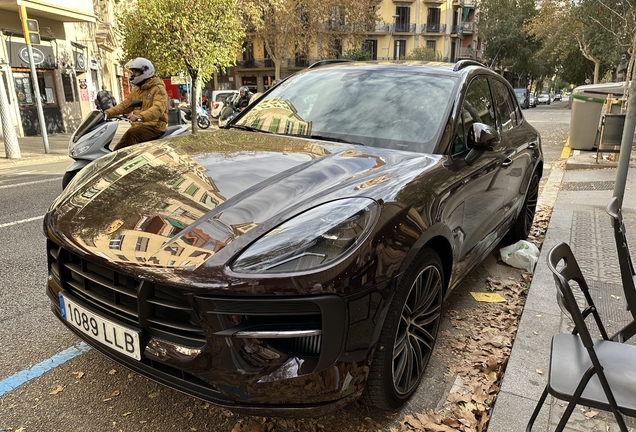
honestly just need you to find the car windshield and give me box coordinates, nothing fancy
[234,65,458,153]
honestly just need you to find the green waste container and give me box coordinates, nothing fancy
[569,82,625,150]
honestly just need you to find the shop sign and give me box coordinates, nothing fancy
[90,57,99,70]
[18,46,44,65]
[5,41,55,69]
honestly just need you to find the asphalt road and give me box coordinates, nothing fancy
[0,102,570,431]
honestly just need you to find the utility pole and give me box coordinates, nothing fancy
[0,63,20,158]
[18,3,49,153]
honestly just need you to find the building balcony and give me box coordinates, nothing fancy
[463,0,476,7]
[458,48,483,60]
[376,23,390,32]
[450,25,463,36]
[236,58,275,68]
[422,23,446,34]
[391,23,416,33]
[462,22,474,33]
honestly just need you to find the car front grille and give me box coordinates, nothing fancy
[47,240,206,348]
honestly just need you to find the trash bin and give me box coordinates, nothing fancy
[167,99,182,126]
[569,82,626,150]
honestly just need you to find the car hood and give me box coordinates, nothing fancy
[47,129,438,280]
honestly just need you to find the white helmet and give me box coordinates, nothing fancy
[126,57,155,85]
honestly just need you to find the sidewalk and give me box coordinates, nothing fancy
[0,123,136,168]
[489,150,636,431]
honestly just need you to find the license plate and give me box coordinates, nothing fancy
[59,293,142,360]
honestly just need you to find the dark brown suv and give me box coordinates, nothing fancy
[45,60,542,416]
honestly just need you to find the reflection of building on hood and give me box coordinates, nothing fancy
[244,97,312,135]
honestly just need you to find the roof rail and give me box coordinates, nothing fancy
[453,60,486,71]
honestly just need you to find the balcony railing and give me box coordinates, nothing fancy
[422,23,446,33]
[458,48,483,59]
[391,23,416,33]
[463,0,476,6]
[462,22,474,32]
[450,25,463,35]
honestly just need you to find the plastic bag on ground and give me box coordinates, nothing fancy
[500,240,540,272]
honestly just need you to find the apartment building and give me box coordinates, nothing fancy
[231,0,482,93]
[0,0,125,137]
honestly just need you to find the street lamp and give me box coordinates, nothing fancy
[389,14,399,60]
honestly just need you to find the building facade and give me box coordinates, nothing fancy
[0,0,125,137]
[230,0,482,93]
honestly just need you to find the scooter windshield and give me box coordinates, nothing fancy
[72,111,106,143]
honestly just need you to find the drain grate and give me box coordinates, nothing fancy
[561,181,615,191]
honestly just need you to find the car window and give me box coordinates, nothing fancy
[451,76,495,156]
[235,67,458,153]
[491,79,518,132]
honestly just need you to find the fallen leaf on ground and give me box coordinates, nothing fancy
[72,371,85,379]
[49,385,64,395]
[585,411,599,418]
[111,390,120,397]
[536,369,543,375]
[122,411,132,417]
[470,292,507,303]
[108,369,117,375]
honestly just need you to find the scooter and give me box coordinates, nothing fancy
[178,103,211,129]
[218,93,241,128]
[63,100,190,189]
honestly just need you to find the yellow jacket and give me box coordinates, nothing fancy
[105,76,168,132]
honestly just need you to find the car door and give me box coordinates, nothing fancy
[451,75,511,274]
[489,78,539,221]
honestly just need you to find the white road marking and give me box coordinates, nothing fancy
[0,215,43,228]
[0,178,60,190]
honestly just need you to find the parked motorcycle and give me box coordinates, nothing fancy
[63,100,190,189]
[179,103,211,129]
[218,93,242,128]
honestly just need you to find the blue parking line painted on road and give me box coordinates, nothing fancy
[0,342,91,397]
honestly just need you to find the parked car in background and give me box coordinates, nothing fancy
[529,93,537,108]
[553,93,562,101]
[514,88,530,109]
[45,60,542,416]
[537,93,551,105]
[210,90,239,119]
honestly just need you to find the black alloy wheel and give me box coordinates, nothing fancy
[506,171,540,243]
[364,247,445,409]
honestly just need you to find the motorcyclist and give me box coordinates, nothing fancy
[235,85,253,112]
[104,57,168,151]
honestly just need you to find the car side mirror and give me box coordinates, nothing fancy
[465,123,500,165]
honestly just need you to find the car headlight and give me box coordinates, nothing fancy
[232,198,379,274]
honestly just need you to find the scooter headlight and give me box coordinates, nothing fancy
[69,127,108,157]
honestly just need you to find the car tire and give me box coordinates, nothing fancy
[364,247,445,410]
[505,171,539,243]
[62,169,82,189]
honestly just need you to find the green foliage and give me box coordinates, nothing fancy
[477,0,540,75]
[116,0,245,84]
[404,46,443,61]
[343,47,373,61]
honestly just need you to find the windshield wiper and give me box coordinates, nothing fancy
[309,135,364,146]
[228,124,270,133]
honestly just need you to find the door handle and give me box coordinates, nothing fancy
[527,139,538,149]
[501,157,513,167]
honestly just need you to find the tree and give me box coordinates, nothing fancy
[244,0,378,79]
[404,47,443,61]
[477,0,540,77]
[526,0,630,85]
[117,0,245,134]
